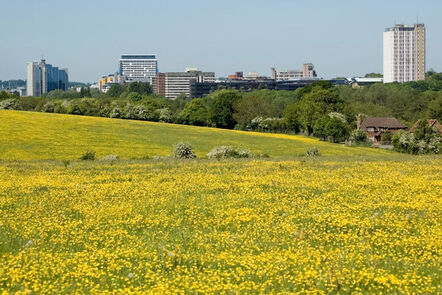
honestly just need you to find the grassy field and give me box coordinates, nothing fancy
[0,110,387,160]
[0,110,441,294]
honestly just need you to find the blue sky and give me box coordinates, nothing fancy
[1,0,440,82]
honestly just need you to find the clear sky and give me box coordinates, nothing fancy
[1,0,440,82]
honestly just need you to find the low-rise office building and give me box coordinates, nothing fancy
[271,63,317,81]
[190,79,329,98]
[152,69,215,99]
[98,73,126,93]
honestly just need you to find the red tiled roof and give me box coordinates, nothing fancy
[360,117,407,130]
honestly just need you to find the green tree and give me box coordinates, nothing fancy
[125,82,152,96]
[283,104,301,133]
[413,119,436,142]
[0,91,9,100]
[127,92,142,102]
[295,87,344,133]
[427,95,442,121]
[364,73,383,78]
[233,94,275,129]
[107,84,124,98]
[79,87,91,98]
[324,117,348,143]
[208,90,241,129]
[181,99,208,126]
[312,116,330,140]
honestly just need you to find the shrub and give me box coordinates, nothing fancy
[0,99,20,110]
[348,129,371,146]
[80,151,96,161]
[173,142,196,159]
[101,155,119,161]
[306,147,320,157]
[207,146,252,159]
[42,101,55,113]
[392,129,440,155]
[392,130,415,154]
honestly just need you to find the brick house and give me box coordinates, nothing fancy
[358,117,407,144]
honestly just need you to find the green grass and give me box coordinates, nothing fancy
[0,110,387,160]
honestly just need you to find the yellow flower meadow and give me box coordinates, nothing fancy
[0,110,387,160]
[0,158,441,294]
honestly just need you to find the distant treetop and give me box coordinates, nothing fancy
[364,73,383,78]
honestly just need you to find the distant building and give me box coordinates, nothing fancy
[119,54,158,82]
[271,63,317,81]
[151,68,215,99]
[227,72,244,80]
[190,79,342,99]
[383,24,426,83]
[99,73,126,93]
[358,117,407,144]
[26,59,68,97]
[350,77,383,88]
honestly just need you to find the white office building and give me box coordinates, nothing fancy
[383,24,426,83]
[27,62,42,97]
[119,54,158,82]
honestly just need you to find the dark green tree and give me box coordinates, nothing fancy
[126,82,152,96]
[107,84,125,98]
[283,104,301,133]
[324,117,348,143]
[79,87,91,98]
[233,94,275,129]
[0,91,9,99]
[208,90,241,129]
[181,98,208,126]
[127,92,142,102]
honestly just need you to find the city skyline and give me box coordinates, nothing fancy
[1,0,441,82]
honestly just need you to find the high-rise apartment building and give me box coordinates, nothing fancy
[151,68,215,99]
[383,24,426,83]
[119,54,158,82]
[271,63,317,81]
[26,59,68,97]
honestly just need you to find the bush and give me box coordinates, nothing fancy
[42,101,55,113]
[348,129,371,146]
[0,98,20,110]
[207,146,252,159]
[306,147,320,157]
[80,151,96,161]
[173,142,196,159]
[101,154,119,161]
[392,130,415,154]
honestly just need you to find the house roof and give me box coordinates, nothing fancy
[360,117,407,130]
[409,119,442,133]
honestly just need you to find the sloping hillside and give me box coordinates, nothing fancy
[0,110,385,160]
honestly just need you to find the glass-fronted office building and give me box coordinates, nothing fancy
[26,59,68,96]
